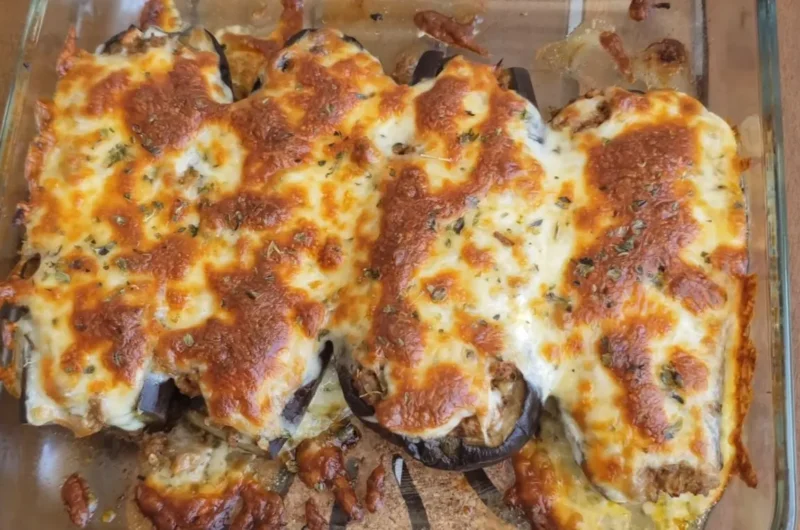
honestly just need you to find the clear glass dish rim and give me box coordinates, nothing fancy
[0,1,795,528]
[755,1,797,528]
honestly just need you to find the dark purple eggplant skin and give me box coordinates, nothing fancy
[506,67,537,107]
[98,25,138,55]
[411,50,445,85]
[203,29,233,96]
[137,377,177,424]
[334,347,541,472]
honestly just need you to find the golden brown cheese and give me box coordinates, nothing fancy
[330,57,554,443]
[2,28,398,441]
[501,88,754,528]
[1,8,753,525]
[545,88,752,505]
[506,412,636,529]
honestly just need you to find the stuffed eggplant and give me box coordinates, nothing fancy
[335,347,541,471]
[325,53,557,470]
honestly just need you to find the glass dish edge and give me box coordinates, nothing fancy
[756,0,797,528]
[0,0,794,528]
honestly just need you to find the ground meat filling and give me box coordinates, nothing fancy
[642,463,720,502]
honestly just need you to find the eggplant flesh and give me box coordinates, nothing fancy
[334,347,541,471]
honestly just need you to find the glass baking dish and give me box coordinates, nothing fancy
[0,0,794,528]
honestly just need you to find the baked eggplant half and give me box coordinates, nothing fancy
[335,347,541,471]
[324,53,546,471]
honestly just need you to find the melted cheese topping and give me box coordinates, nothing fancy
[544,89,753,505]
[1,13,753,519]
[4,28,398,440]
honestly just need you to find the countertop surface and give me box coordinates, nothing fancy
[0,0,799,526]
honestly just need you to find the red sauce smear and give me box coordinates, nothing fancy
[640,39,688,82]
[305,498,328,530]
[61,473,95,528]
[296,427,364,522]
[231,484,285,530]
[629,0,648,21]
[413,10,488,56]
[277,0,305,43]
[365,462,386,513]
[139,0,172,29]
[136,482,284,530]
[599,31,634,82]
[505,445,560,529]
